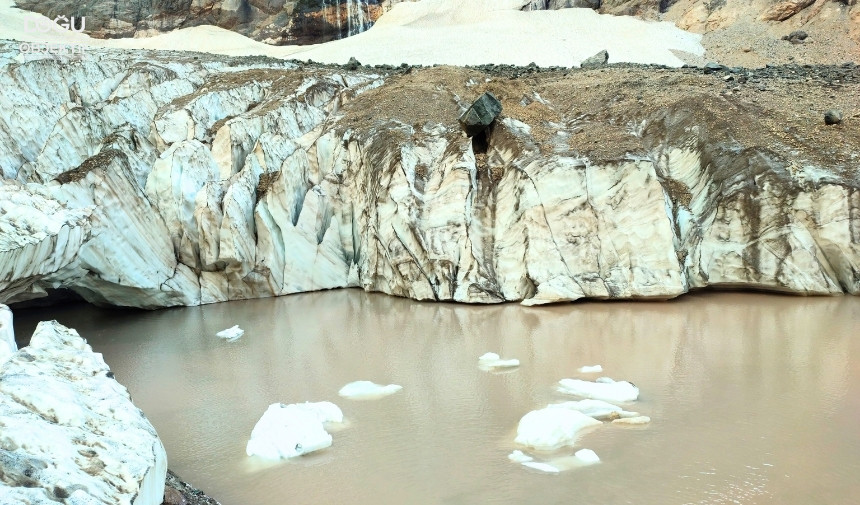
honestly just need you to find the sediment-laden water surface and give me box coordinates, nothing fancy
[13,291,860,505]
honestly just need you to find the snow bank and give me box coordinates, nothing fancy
[0,0,703,67]
[338,380,403,399]
[557,377,640,402]
[246,401,343,459]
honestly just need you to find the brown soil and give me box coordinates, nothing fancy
[335,63,859,167]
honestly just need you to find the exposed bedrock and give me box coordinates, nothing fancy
[0,44,858,307]
[0,319,167,504]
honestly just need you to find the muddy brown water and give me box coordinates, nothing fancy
[12,291,860,505]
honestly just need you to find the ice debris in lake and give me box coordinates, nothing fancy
[508,450,533,463]
[338,381,402,399]
[577,364,603,374]
[509,448,600,473]
[478,352,520,370]
[612,415,652,425]
[246,401,343,459]
[216,325,244,341]
[515,406,602,451]
[522,461,561,473]
[574,448,600,465]
[548,399,639,420]
[557,377,639,402]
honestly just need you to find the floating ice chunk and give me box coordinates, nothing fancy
[522,461,561,473]
[578,365,603,374]
[557,378,639,403]
[515,407,601,451]
[338,381,402,400]
[595,377,615,384]
[246,402,343,459]
[293,401,344,423]
[478,352,520,369]
[216,325,244,341]
[611,416,651,425]
[508,450,534,463]
[575,449,600,465]
[548,399,639,420]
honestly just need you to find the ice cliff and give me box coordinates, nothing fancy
[0,44,858,308]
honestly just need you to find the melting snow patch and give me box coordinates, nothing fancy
[478,352,520,370]
[515,407,601,451]
[575,449,600,465]
[557,378,639,403]
[578,365,603,374]
[246,401,343,460]
[338,381,402,400]
[216,325,244,341]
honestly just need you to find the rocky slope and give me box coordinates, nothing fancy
[0,317,166,504]
[0,43,858,308]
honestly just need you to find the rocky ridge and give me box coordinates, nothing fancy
[0,44,858,308]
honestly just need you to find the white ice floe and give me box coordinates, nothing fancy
[557,378,639,403]
[508,450,534,463]
[575,449,600,465]
[522,461,561,473]
[515,407,602,451]
[547,399,639,420]
[338,381,402,400]
[246,401,343,459]
[578,365,603,374]
[478,352,520,370]
[611,416,651,425]
[216,325,244,341]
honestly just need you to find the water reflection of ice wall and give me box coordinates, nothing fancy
[320,0,373,38]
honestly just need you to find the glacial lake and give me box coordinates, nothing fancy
[12,291,860,505]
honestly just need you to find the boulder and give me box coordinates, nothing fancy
[345,57,361,71]
[458,92,503,137]
[581,49,610,68]
[782,30,809,44]
[825,109,844,125]
[703,61,726,73]
[0,321,167,505]
[761,0,816,21]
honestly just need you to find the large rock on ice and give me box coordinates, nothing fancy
[458,92,503,137]
[0,321,166,505]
